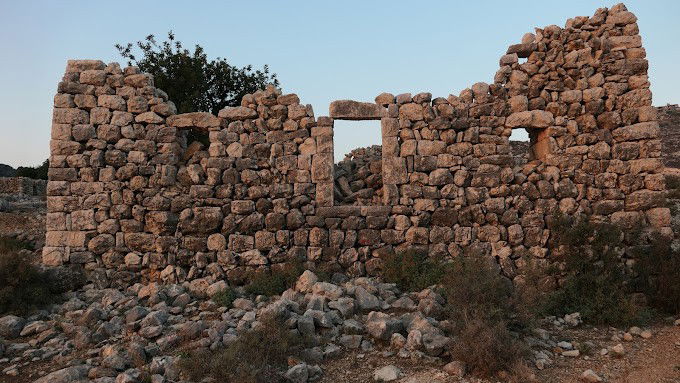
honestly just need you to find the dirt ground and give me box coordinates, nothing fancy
[317,323,680,383]
[538,323,680,383]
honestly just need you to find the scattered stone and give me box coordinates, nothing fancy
[0,316,25,339]
[443,360,466,377]
[581,369,603,382]
[33,365,89,383]
[365,312,402,341]
[610,343,625,357]
[285,363,309,383]
[564,313,582,327]
[374,365,401,382]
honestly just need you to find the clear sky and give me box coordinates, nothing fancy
[1,0,678,166]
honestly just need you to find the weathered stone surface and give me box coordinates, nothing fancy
[167,112,220,130]
[329,100,386,120]
[366,311,402,341]
[0,315,25,339]
[178,207,223,235]
[506,110,554,128]
[33,366,89,383]
[373,365,401,382]
[218,106,257,120]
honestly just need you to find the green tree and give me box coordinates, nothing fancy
[116,31,279,115]
[16,159,48,180]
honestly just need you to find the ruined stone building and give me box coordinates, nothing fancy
[44,4,670,288]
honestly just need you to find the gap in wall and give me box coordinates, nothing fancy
[509,127,530,166]
[333,120,383,206]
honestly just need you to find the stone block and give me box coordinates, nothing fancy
[218,106,257,120]
[311,153,333,182]
[167,112,220,130]
[329,100,386,120]
[382,157,408,184]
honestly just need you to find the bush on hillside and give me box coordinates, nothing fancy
[178,315,300,383]
[632,233,680,315]
[15,159,48,180]
[212,287,237,309]
[440,255,531,378]
[0,236,61,315]
[244,261,304,297]
[541,213,648,325]
[381,248,447,292]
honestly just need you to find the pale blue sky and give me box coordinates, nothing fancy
[1,1,678,166]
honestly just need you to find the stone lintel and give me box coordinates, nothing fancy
[329,100,386,120]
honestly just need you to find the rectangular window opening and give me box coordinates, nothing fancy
[510,127,549,165]
[333,120,383,206]
[509,128,530,166]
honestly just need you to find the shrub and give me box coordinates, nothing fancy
[15,159,48,180]
[0,237,61,315]
[178,315,299,383]
[666,175,680,200]
[245,261,304,297]
[541,213,647,326]
[212,287,237,308]
[441,256,523,328]
[632,234,680,315]
[381,249,447,292]
[440,256,530,378]
[0,236,31,253]
[450,317,530,379]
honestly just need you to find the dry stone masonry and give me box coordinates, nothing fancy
[45,4,670,289]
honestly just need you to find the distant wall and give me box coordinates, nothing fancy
[0,177,47,196]
[658,105,680,168]
[45,4,671,288]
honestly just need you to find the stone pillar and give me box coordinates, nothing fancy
[313,117,334,207]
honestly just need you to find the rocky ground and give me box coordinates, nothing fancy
[0,201,679,383]
[0,239,679,383]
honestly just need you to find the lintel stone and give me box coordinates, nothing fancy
[329,100,386,120]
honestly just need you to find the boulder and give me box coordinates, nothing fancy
[0,315,25,339]
[373,365,401,382]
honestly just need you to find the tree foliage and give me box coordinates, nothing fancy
[116,31,279,115]
[16,159,48,180]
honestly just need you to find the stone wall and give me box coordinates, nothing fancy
[45,4,671,288]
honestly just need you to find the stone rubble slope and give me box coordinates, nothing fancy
[0,269,665,382]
